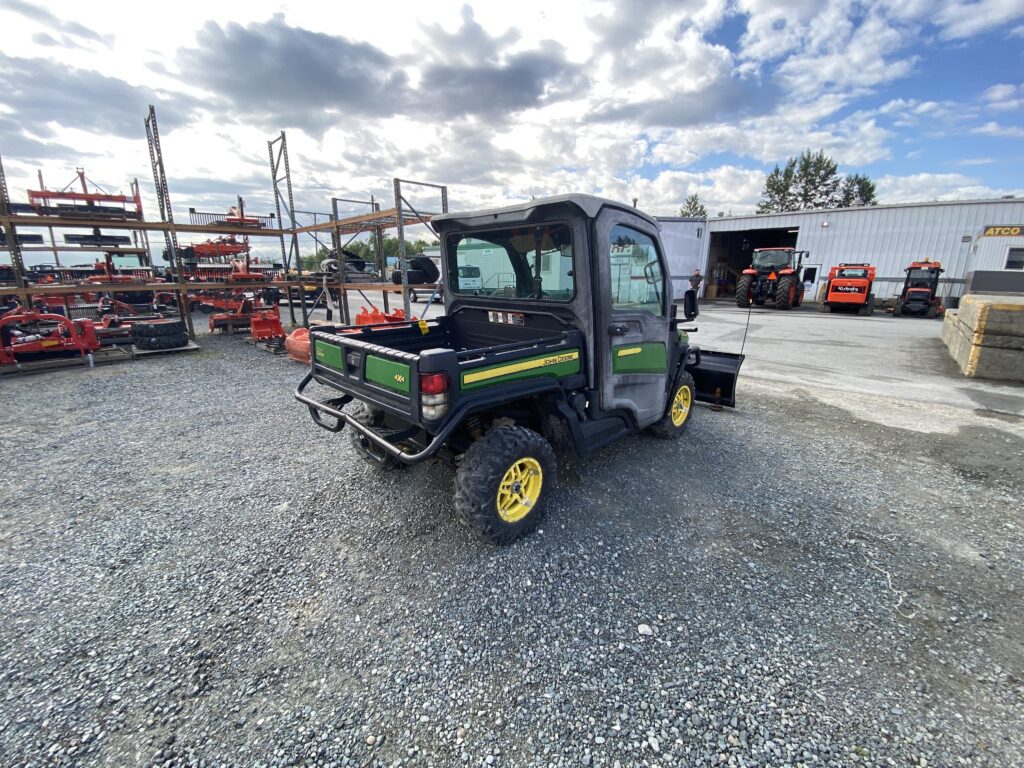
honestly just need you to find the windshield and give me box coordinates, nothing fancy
[906,268,936,284]
[446,223,575,300]
[752,249,792,270]
[836,268,868,278]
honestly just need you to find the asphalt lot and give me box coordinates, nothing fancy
[1,302,1022,767]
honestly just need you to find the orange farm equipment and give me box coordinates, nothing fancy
[735,248,807,310]
[893,261,944,318]
[1,308,101,366]
[821,263,876,315]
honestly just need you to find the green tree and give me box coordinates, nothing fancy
[756,150,877,213]
[756,157,798,213]
[837,173,878,207]
[793,149,840,210]
[299,245,330,272]
[679,193,709,218]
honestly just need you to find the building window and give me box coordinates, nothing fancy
[1008,248,1024,270]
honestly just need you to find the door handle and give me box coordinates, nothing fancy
[608,323,630,336]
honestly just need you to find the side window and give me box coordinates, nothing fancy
[1007,247,1024,270]
[608,224,664,315]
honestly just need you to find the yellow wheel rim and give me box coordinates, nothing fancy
[670,384,692,427]
[496,457,543,523]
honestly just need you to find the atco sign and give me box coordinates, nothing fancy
[982,225,1023,236]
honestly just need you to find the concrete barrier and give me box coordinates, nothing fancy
[941,294,1024,380]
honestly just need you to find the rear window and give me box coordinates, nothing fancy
[446,223,575,300]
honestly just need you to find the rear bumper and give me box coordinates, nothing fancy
[295,372,440,465]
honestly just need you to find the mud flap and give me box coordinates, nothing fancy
[688,349,744,408]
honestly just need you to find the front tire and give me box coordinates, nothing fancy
[735,275,754,308]
[454,426,556,544]
[648,371,696,439]
[775,275,797,309]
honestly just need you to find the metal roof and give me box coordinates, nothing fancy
[432,194,659,229]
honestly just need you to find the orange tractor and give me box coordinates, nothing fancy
[735,247,806,310]
[893,261,944,318]
[820,263,876,315]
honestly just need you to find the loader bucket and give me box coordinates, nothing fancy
[250,311,285,341]
[689,349,744,408]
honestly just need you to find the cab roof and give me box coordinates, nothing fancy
[431,194,659,230]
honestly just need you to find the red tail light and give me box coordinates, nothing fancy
[420,372,450,395]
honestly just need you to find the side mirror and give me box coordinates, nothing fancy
[683,288,699,321]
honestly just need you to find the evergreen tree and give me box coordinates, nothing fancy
[756,150,877,213]
[679,193,709,218]
[838,173,878,207]
[793,149,840,210]
[756,158,798,213]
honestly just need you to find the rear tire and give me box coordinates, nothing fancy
[135,331,189,350]
[735,275,754,308]
[818,300,829,313]
[131,320,185,339]
[926,303,937,319]
[648,372,696,439]
[775,275,797,309]
[408,256,440,284]
[892,301,903,317]
[454,426,556,544]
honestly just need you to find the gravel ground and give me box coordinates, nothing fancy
[1,324,1023,767]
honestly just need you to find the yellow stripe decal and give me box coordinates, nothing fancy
[617,347,642,357]
[463,351,580,384]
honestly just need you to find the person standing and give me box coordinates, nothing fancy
[689,269,704,295]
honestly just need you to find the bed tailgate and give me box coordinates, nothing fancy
[310,327,420,415]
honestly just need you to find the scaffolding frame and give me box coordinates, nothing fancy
[0,113,449,341]
[269,131,307,326]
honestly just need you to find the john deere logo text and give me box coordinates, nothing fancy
[394,373,406,383]
[544,353,576,366]
[983,225,1023,236]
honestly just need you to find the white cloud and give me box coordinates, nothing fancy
[0,0,1020,242]
[973,121,1024,137]
[934,0,1024,39]
[876,172,1024,202]
[981,82,1023,111]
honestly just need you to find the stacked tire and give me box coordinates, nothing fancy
[132,320,189,351]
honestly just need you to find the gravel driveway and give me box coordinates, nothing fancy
[1,329,1022,767]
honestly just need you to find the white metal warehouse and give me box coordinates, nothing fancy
[658,198,1024,303]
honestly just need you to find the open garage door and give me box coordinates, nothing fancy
[707,227,798,297]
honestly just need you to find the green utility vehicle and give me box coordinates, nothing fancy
[296,195,743,543]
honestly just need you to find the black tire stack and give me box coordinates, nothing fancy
[132,320,189,351]
[390,256,440,286]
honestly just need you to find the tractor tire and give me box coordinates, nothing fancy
[135,331,189,351]
[735,275,754,308]
[891,301,903,317]
[406,269,427,285]
[860,295,875,316]
[818,300,829,313]
[390,270,403,285]
[349,402,400,469]
[454,426,556,544]
[131,320,185,339]
[925,303,937,319]
[775,275,797,309]
[648,371,696,439]
[408,256,440,284]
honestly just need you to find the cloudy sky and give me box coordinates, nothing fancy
[1,0,1023,242]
